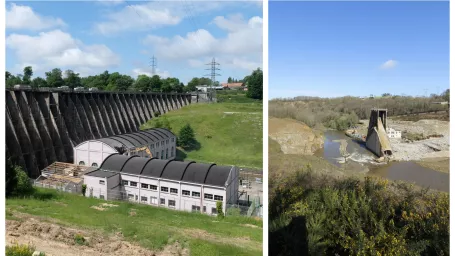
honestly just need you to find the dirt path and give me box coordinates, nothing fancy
[6,214,188,256]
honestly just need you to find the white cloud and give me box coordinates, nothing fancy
[380,60,398,69]
[143,14,262,71]
[6,3,66,31]
[6,30,120,75]
[132,68,170,79]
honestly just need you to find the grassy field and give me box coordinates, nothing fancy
[6,188,262,255]
[141,102,263,169]
[216,91,261,103]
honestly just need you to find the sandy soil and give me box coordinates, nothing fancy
[269,117,324,155]
[6,215,188,256]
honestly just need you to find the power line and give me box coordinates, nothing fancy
[149,56,157,76]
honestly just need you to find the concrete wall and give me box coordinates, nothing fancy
[5,89,192,177]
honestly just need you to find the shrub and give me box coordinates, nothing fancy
[5,243,35,256]
[178,124,195,148]
[82,184,87,197]
[74,234,86,245]
[216,201,224,218]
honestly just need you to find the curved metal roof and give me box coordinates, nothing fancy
[205,165,232,187]
[182,163,215,184]
[161,161,195,180]
[75,128,175,150]
[100,154,137,172]
[96,154,231,187]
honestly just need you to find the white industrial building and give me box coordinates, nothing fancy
[83,154,239,216]
[74,128,176,167]
[386,127,402,139]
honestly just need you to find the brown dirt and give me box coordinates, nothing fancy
[417,157,450,174]
[269,117,324,155]
[6,215,188,256]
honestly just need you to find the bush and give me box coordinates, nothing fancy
[178,124,195,148]
[6,243,36,256]
[74,234,86,245]
[6,160,34,197]
[82,184,87,197]
[269,167,449,255]
[216,201,224,218]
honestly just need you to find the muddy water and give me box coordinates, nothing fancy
[315,130,449,192]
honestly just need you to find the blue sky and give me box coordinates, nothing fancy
[269,1,449,99]
[6,1,262,84]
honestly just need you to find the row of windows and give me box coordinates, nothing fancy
[191,205,218,215]
[79,161,98,167]
[151,138,175,149]
[128,194,176,208]
[122,180,224,201]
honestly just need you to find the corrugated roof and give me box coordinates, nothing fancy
[75,128,175,150]
[95,154,231,187]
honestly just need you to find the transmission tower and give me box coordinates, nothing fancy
[205,58,220,101]
[150,56,157,76]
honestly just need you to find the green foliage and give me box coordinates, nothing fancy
[269,169,450,256]
[178,124,195,148]
[152,117,172,131]
[216,201,224,218]
[6,160,33,197]
[442,89,450,102]
[5,243,36,256]
[82,184,87,197]
[45,68,65,87]
[245,68,263,100]
[63,70,82,89]
[74,234,86,245]
[22,66,33,85]
[217,91,261,103]
[403,132,426,141]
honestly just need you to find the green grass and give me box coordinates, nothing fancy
[6,244,39,256]
[6,188,262,255]
[141,103,263,169]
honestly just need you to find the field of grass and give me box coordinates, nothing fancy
[6,188,262,255]
[141,102,263,169]
[216,91,261,103]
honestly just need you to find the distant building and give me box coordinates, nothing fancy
[386,128,401,139]
[83,154,239,216]
[221,82,245,90]
[195,85,224,92]
[73,128,176,167]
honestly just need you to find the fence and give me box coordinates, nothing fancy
[33,180,82,194]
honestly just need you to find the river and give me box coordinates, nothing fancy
[314,130,449,192]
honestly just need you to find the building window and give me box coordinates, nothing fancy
[192,192,200,198]
[135,195,138,201]
[79,161,85,166]
[204,193,213,200]
[191,205,200,212]
[141,183,148,189]
[156,143,159,148]
[211,208,217,215]
[214,195,223,201]
[100,195,105,200]
[166,139,169,145]
[160,198,165,205]
[122,180,129,186]
[91,163,98,167]
[150,185,157,190]
[171,147,174,157]
[171,138,174,142]
[128,194,134,200]
[161,141,164,146]
[141,196,147,203]
[166,149,168,159]
[170,188,178,194]
[99,180,105,185]
[150,196,157,205]
[161,187,168,193]
[156,152,159,158]
[151,144,154,149]
[168,200,175,208]
[182,190,190,196]
[161,150,164,159]
[203,206,206,213]
[130,182,137,187]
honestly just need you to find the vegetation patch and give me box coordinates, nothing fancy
[6,243,43,256]
[141,103,263,169]
[269,166,449,255]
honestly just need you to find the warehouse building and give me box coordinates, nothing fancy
[83,154,239,215]
[73,128,176,167]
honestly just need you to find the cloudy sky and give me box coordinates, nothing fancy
[5,1,263,84]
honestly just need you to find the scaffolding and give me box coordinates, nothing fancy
[34,162,92,193]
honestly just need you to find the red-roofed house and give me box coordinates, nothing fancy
[221,82,246,90]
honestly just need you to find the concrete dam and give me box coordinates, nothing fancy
[5,89,192,177]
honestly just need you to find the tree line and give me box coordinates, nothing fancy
[6,66,263,98]
[269,90,449,130]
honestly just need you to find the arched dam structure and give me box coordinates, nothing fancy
[5,89,192,178]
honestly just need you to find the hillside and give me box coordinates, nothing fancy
[6,188,263,256]
[141,102,263,169]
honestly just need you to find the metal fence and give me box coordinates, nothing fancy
[33,181,82,194]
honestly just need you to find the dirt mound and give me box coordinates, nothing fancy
[6,217,187,256]
[269,117,324,155]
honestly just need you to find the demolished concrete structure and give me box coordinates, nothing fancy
[365,108,393,157]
